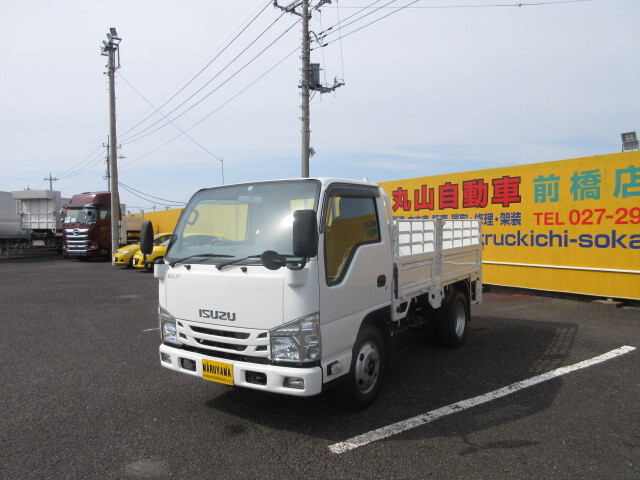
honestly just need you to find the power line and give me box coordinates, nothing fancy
[56,148,107,181]
[318,0,590,47]
[338,0,589,7]
[53,144,104,180]
[118,182,186,207]
[335,0,347,81]
[58,168,109,191]
[120,18,301,146]
[61,8,299,184]
[121,45,299,168]
[322,0,412,47]
[52,5,273,189]
[317,0,389,38]
[314,8,329,86]
[119,11,291,144]
[118,0,274,139]
[117,71,223,162]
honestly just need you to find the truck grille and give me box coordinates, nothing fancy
[65,227,89,254]
[177,320,269,358]
[190,326,250,339]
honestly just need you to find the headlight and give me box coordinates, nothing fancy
[119,248,135,254]
[158,305,178,344]
[270,312,320,362]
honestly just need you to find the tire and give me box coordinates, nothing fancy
[334,324,386,410]
[436,289,468,348]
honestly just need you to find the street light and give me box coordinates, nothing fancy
[101,28,121,56]
[621,131,639,151]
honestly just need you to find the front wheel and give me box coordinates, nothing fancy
[334,324,386,410]
[436,289,468,348]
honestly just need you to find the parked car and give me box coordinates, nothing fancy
[132,238,171,271]
[113,233,172,267]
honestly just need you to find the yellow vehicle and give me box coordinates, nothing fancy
[132,238,171,271]
[113,233,172,268]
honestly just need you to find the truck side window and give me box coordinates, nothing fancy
[324,195,379,285]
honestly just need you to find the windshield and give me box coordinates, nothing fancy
[64,207,100,224]
[165,180,320,265]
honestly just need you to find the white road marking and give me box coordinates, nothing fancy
[328,345,636,454]
[142,328,160,332]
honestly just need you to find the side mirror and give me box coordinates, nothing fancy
[293,210,318,258]
[140,220,154,255]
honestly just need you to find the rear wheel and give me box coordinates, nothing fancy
[334,324,385,410]
[436,289,468,348]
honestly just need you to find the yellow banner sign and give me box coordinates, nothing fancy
[379,151,640,300]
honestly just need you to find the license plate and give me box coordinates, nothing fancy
[202,359,234,385]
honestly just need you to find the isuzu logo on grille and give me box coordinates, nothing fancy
[198,309,236,321]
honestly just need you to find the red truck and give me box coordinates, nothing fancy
[62,192,116,259]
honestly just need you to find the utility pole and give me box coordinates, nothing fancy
[300,0,311,178]
[275,0,342,178]
[43,173,58,191]
[101,28,121,263]
[103,136,110,190]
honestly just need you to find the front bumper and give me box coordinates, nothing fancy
[132,256,148,268]
[113,253,133,265]
[66,250,102,258]
[159,343,323,397]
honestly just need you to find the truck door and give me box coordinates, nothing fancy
[98,208,112,249]
[319,185,393,352]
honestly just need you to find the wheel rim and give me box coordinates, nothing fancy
[454,301,466,337]
[354,341,380,394]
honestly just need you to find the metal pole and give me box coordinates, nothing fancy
[301,0,311,178]
[106,41,120,262]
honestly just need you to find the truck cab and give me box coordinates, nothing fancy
[62,192,113,259]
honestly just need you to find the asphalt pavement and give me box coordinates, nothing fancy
[1,253,638,479]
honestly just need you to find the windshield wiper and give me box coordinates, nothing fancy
[215,255,262,270]
[168,253,233,268]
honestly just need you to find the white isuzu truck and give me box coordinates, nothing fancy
[141,178,482,409]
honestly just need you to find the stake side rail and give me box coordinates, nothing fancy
[393,218,482,320]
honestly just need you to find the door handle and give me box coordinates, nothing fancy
[377,275,386,288]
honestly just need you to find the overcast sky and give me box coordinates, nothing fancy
[1,0,638,211]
